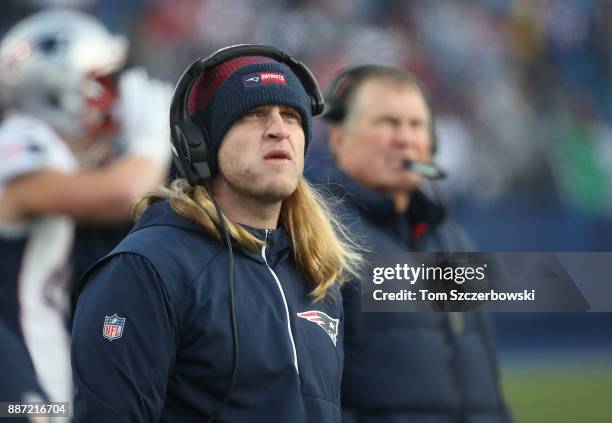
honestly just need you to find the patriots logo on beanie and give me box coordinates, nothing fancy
[242,72,286,87]
[186,56,312,159]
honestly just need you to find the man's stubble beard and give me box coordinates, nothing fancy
[220,164,300,205]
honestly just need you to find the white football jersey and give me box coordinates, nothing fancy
[0,114,77,404]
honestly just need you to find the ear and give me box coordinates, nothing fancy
[328,124,346,156]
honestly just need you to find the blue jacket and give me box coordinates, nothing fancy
[308,162,511,423]
[71,201,344,422]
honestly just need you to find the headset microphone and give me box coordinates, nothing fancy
[403,160,446,180]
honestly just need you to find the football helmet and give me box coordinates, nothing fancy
[0,9,128,139]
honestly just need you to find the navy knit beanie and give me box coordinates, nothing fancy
[187,56,312,157]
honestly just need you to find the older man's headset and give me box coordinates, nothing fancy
[169,44,324,422]
[322,64,447,180]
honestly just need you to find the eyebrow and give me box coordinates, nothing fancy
[374,114,400,122]
[246,105,301,116]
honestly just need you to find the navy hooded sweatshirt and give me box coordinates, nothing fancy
[307,161,511,423]
[71,200,344,422]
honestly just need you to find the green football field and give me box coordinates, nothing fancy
[501,354,612,422]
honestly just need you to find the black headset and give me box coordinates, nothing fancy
[170,44,325,186]
[322,64,438,153]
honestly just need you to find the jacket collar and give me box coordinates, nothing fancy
[240,225,291,265]
[134,201,291,264]
[132,200,202,233]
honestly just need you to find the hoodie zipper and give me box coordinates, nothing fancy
[261,229,299,374]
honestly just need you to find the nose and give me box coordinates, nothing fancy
[392,122,414,150]
[264,108,290,141]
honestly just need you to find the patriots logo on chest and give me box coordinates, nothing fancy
[297,310,339,346]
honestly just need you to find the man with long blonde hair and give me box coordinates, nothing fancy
[71,45,361,422]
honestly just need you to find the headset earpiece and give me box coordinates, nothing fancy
[322,66,369,123]
[171,115,214,186]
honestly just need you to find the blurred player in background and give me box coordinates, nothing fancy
[0,8,171,404]
[311,65,511,422]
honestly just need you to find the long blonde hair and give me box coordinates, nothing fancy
[132,178,362,301]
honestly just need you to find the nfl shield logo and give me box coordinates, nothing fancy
[103,314,126,341]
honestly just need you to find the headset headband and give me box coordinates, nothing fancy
[322,65,381,122]
[170,44,324,128]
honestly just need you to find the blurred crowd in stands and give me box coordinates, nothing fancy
[2,0,610,248]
